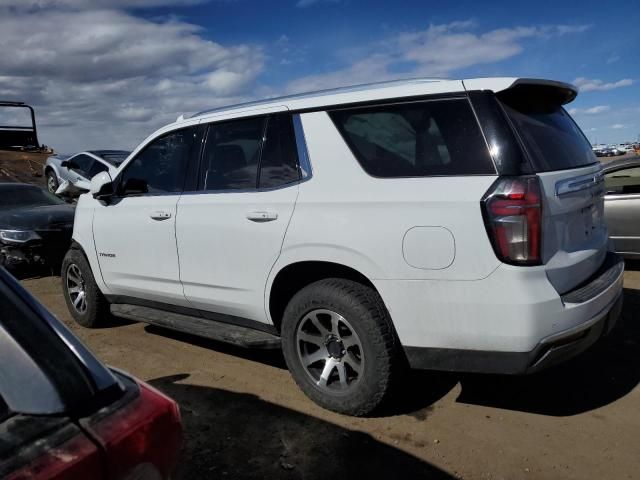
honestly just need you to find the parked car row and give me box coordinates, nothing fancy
[593,143,639,157]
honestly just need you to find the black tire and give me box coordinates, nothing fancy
[61,248,110,328]
[281,278,401,416]
[46,170,59,194]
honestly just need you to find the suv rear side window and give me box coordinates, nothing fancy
[329,98,495,178]
[259,115,300,189]
[498,90,598,172]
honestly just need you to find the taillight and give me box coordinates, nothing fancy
[83,380,182,480]
[482,176,542,265]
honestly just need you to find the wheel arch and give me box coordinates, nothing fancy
[267,260,387,333]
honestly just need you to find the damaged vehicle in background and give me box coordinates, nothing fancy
[44,150,130,197]
[0,183,74,269]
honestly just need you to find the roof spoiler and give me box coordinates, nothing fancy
[463,78,578,105]
[508,78,578,105]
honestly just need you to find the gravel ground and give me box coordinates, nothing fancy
[19,264,640,480]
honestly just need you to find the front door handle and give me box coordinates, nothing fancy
[150,211,172,221]
[246,211,278,222]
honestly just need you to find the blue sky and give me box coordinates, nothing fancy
[0,0,638,152]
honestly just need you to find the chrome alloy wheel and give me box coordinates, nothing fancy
[47,174,57,193]
[66,263,87,313]
[296,309,364,392]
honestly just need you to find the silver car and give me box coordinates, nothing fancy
[44,150,130,197]
[604,157,640,257]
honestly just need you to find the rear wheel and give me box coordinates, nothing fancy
[281,279,401,416]
[46,170,59,194]
[61,248,110,328]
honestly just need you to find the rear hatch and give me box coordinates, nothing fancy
[496,83,607,294]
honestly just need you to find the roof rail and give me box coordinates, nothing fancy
[190,77,448,119]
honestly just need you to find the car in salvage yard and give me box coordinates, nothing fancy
[0,266,182,480]
[44,150,130,197]
[604,156,640,257]
[0,183,75,269]
[61,77,624,416]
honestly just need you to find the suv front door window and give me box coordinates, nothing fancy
[92,126,201,304]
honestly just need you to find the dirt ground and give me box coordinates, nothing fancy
[0,149,51,184]
[19,264,640,480]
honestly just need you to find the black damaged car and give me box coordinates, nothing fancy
[0,183,74,268]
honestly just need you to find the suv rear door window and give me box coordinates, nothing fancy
[498,91,598,172]
[200,117,265,191]
[329,98,495,178]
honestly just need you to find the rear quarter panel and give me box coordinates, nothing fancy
[277,111,501,283]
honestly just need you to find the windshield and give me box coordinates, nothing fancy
[498,91,598,172]
[99,152,130,167]
[0,185,66,210]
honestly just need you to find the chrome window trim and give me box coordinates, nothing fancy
[292,113,313,180]
[555,167,604,196]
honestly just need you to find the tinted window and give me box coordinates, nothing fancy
[99,152,130,167]
[200,117,265,191]
[498,94,597,172]
[70,154,94,177]
[605,166,640,195]
[0,185,65,210]
[330,99,494,177]
[88,160,108,178]
[259,115,300,188]
[120,127,197,194]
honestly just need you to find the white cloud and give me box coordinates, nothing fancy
[568,105,611,115]
[611,124,626,129]
[287,21,590,93]
[0,7,263,152]
[573,77,633,92]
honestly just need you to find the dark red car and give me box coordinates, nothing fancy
[0,266,182,479]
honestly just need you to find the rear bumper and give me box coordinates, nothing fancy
[401,252,625,374]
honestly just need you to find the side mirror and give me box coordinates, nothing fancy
[90,171,114,201]
[121,178,148,196]
[60,160,69,168]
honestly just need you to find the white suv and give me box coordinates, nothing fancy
[62,77,624,416]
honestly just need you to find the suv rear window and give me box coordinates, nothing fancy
[329,98,495,178]
[498,90,598,172]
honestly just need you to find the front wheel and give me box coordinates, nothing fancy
[61,248,110,328]
[281,279,401,416]
[46,170,59,194]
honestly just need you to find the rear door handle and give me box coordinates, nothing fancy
[246,211,278,222]
[150,211,172,221]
